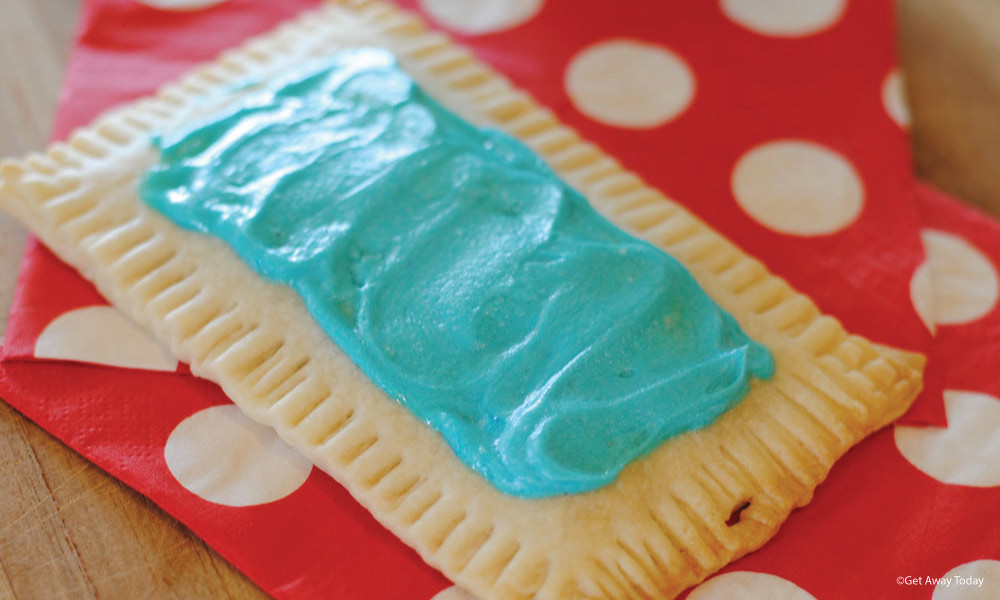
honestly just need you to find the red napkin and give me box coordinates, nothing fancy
[2,1,998,598]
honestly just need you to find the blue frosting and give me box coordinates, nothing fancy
[140,48,774,497]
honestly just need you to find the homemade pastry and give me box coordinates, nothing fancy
[0,1,923,598]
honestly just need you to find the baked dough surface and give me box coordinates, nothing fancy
[0,1,923,598]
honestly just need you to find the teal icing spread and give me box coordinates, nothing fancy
[140,48,774,498]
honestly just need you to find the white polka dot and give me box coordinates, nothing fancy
[932,560,1000,600]
[431,586,479,600]
[419,0,543,35]
[910,261,937,334]
[565,39,695,129]
[165,405,312,506]
[137,0,228,10]
[35,306,177,372]
[882,69,911,129]
[688,571,817,600]
[910,230,1000,327]
[721,0,846,37]
[895,390,1000,487]
[731,140,864,236]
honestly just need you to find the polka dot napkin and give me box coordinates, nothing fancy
[1,1,998,598]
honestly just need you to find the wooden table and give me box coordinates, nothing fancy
[1,0,998,597]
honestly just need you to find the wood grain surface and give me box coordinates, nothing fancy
[898,0,1000,217]
[1,0,998,598]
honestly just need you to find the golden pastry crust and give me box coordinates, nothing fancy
[0,1,923,598]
